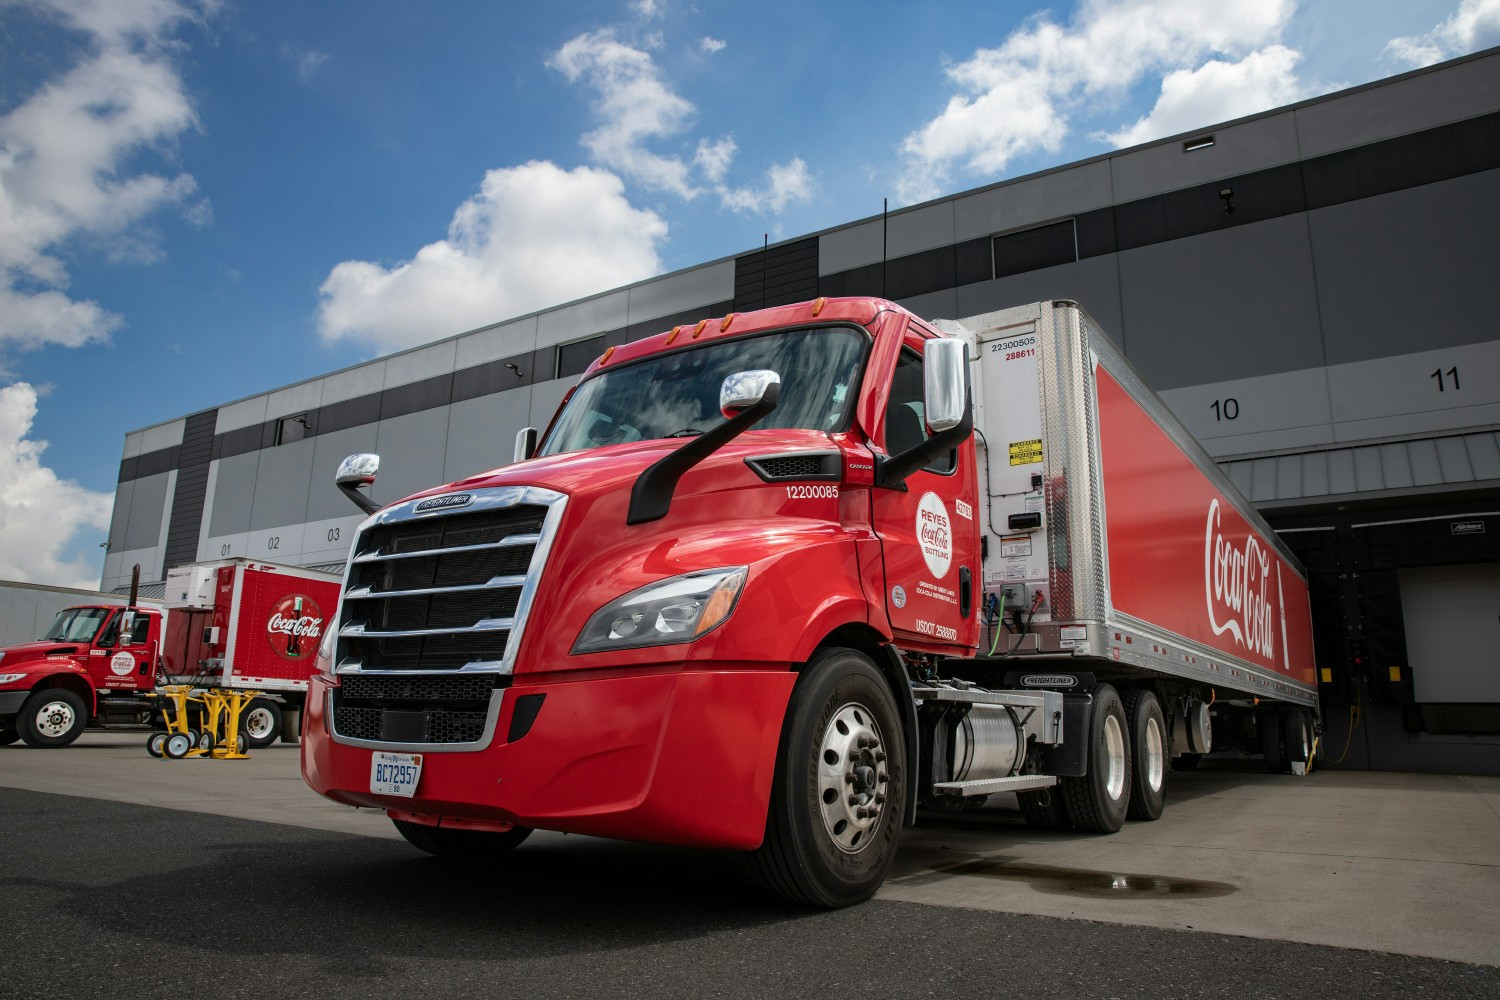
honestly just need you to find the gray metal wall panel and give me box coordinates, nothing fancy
[819,219,883,274]
[952,161,1113,241]
[1354,446,1383,492]
[895,287,958,324]
[1308,169,1500,365]
[1110,111,1301,202]
[1328,449,1356,494]
[1467,432,1500,478]
[456,316,537,370]
[1380,443,1415,489]
[1226,460,1253,496]
[122,430,145,460]
[627,262,734,323]
[1409,439,1444,485]
[322,359,387,408]
[887,203,957,258]
[444,391,533,484]
[266,380,324,422]
[384,340,457,389]
[208,452,261,537]
[529,379,573,430]
[248,439,315,531]
[1,585,41,647]
[1116,214,1322,388]
[1295,51,1500,158]
[122,473,169,551]
[371,408,451,508]
[140,418,185,454]
[1275,454,1303,499]
[107,479,135,550]
[1399,562,1500,702]
[538,290,628,348]
[305,425,380,522]
[1250,456,1278,501]
[1302,452,1329,497]
[1436,437,1473,481]
[215,394,269,434]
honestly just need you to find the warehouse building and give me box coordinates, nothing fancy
[104,48,1500,773]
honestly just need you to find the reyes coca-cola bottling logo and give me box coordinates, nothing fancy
[266,593,324,660]
[1203,499,1279,661]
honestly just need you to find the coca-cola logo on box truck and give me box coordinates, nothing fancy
[266,593,324,661]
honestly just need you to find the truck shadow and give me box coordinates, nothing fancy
[40,833,813,972]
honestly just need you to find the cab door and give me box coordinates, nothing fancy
[90,609,157,691]
[869,325,980,651]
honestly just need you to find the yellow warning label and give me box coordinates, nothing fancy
[1389,666,1402,683]
[1009,438,1043,466]
[1320,668,1333,684]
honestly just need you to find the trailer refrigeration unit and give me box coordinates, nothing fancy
[0,559,340,749]
[301,298,1318,906]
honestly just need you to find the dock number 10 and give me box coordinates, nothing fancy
[1210,397,1239,421]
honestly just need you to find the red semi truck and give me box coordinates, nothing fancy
[0,559,340,749]
[301,298,1318,906]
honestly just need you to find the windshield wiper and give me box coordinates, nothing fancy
[664,428,703,438]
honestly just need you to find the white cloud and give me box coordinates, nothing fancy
[0,382,113,590]
[897,0,1295,202]
[719,157,815,214]
[1386,0,1500,67]
[317,161,667,354]
[693,136,736,183]
[0,0,208,356]
[1101,45,1305,148]
[631,0,660,18]
[280,41,331,82]
[700,36,726,54]
[549,29,701,197]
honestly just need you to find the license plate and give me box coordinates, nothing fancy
[370,752,423,797]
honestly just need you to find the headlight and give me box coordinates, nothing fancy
[573,567,748,654]
[0,673,26,685]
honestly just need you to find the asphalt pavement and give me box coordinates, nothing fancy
[2,735,1497,998]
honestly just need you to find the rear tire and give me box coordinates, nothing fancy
[392,818,532,858]
[18,689,88,747]
[1060,683,1131,833]
[1122,689,1167,821]
[749,647,905,908]
[242,699,282,749]
[1017,786,1073,831]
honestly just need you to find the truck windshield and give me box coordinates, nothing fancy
[540,326,867,456]
[41,607,111,642]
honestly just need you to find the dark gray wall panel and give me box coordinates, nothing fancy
[371,408,451,508]
[208,452,260,538]
[1117,215,1323,389]
[248,439,315,531]
[445,392,533,484]
[122,473,169,551]
[107,479,135,551]
[305,425,380,522]
[1309,169,1500,365]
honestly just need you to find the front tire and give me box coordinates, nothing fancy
[392,818,532,858]
[242,699,282,749]
[1122,689,1167,821]
[1060,683,1131,833]
[749,647,905,908]
[18,689,88,747]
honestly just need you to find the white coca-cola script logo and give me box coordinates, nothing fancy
[267,613,323,638]
[1203,498,1278,660]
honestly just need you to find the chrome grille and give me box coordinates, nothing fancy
[329,484,566,750]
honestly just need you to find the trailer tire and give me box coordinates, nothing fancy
[243,699,282,749]
[18,689,88,748]
[748,647,905,908]
[1261,712,1289,774]
[392,818,532,859]
[1017,786,1073,831]
[146,732,168,757]
[1060,683,1131,833]
[1122,689,1167,821]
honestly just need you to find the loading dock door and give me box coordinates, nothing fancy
[1399,563,1500,703]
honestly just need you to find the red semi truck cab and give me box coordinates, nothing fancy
[0,604,167,746]
[302,297,1317,907]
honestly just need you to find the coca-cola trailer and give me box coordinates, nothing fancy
[0,559,339,748]
[301,297,1318,906]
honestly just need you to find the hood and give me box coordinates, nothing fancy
[0,640,83,666]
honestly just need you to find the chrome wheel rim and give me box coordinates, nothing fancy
[817,701,889,854]
[1143,715,1165,792]
[1103,714,1127,801]
[35,699,77,739]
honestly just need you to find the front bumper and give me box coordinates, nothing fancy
[300,667,795,851]
[0,690,30,716]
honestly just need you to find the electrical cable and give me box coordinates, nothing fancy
[1320,704,1362,764]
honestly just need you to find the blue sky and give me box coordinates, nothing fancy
[2,0,1497,587]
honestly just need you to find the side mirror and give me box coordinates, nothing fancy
[720,370,781,418]
[924,337,967,432]
[514,427,538,464]
[336,453,381,515]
